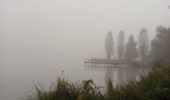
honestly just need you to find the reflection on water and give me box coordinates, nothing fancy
[85,64,151,86]
[1,59,151,100]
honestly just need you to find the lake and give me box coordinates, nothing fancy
[0,56,149,100]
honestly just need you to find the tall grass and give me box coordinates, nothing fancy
[27,77,104,100]
[106,65,170,100]
[27,65,170,100]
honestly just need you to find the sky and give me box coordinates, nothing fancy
[1,0,170,60]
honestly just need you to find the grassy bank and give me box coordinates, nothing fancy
[27,65,170,100]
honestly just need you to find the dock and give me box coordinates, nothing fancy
[84,58,129,67]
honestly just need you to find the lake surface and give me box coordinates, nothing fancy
[0,57,105,100]
[0,56,149,100]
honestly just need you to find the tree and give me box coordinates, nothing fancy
[138,28,149,61]
[117,30,125,60]
[105,31,114,59]
[151,26,170,64]
[125,35,138,62]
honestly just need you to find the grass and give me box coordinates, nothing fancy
[106,65,170,100]
[27,65,170,100]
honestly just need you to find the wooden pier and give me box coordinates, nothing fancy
[84,58,129,67]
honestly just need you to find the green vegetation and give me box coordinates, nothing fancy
[106,65,170,100]
[27,65,170,100]
[26,78,104,100]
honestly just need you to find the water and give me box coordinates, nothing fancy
[1,56,149,100]
[1,58,105,100]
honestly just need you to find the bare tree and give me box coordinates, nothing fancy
[105,31,114,59]
[118,30,125,60]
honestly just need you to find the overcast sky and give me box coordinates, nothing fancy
[1,0,170,59]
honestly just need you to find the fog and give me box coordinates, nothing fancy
[1,0,170,100]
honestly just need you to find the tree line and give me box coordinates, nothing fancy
[105,26,170,65]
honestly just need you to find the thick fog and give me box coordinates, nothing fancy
[1,0,170,100]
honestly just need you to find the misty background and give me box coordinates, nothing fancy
[1,0,170,100]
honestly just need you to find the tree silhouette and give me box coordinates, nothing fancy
[105,31,114,59]
[117,30,125,60]
[125,35,138,62]
[138,28,149,61]
[151,26,170,64]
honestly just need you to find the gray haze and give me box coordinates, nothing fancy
[1,0,170,100]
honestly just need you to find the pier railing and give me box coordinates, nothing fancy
[84,58,129,67]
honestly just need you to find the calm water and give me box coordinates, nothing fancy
[0,57,148,100]
[1,58,106,100]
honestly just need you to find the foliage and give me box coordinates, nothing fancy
[105,31,114,59]
[106,65,170,100]
[151,26,170,65]
[125,35,138,62]
[118,30,125,60]
[27,78,104,100]
[138,28,149,62]
[27,65,170,100]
